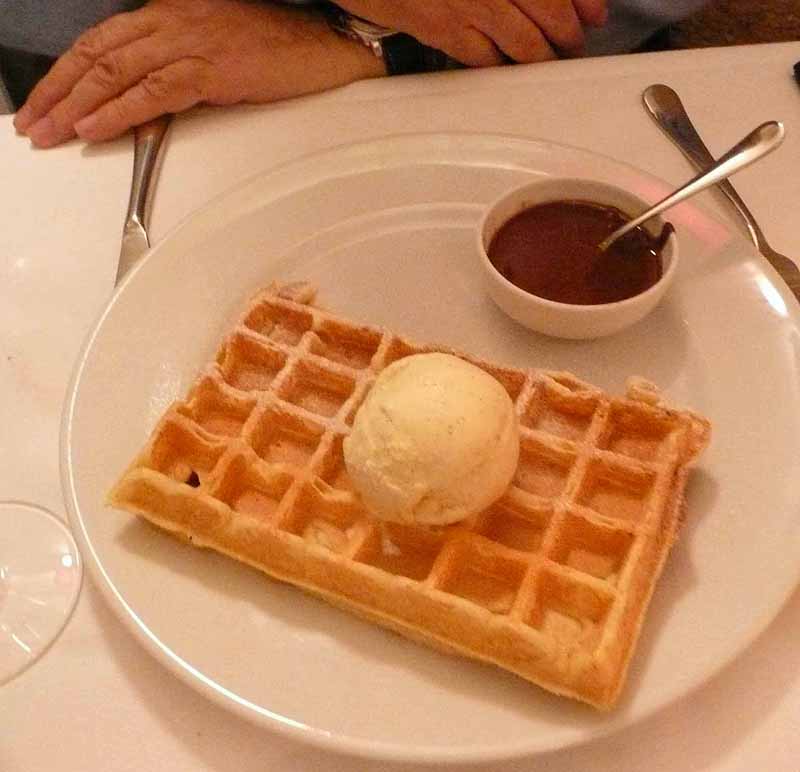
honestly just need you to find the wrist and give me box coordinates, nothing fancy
[299,10,387,90]
[323,22,388,80]
[323,6,449,77]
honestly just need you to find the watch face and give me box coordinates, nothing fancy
[347,16,395,40]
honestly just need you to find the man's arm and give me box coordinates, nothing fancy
[332,0,608,67]
[14,0,385,147]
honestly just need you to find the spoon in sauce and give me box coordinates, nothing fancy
[599,120,785,251]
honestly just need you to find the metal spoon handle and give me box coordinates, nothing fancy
[600,120,784,250]
[642,84,767,251]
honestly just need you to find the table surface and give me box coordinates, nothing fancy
[3,41,800,772]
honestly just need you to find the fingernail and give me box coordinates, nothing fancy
[27,115,58,147]
[74,113,98,138]
[14,105,34,132]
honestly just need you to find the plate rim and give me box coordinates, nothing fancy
[60,130,800,764]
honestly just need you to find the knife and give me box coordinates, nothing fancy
[116,114,171,285]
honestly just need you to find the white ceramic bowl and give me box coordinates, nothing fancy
[478,177,679,339]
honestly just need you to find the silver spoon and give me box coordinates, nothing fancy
[599,120,784,251]
[643,83,800,302]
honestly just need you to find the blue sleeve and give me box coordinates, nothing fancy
[586,0,711,55]
[0,0,144,56]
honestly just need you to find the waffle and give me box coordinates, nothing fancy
[108,281,710,709]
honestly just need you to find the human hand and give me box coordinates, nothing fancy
[336,0,608,66]
[14,0,385,148]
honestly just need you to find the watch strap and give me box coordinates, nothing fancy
[322,4,453,77]
[381,33,450,76]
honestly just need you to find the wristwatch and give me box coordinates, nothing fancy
[326,11,394,60]
[323,5,450,76]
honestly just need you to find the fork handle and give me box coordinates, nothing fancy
[126,115,171,232]
[642,84,768,253]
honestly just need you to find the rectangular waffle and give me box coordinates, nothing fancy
[108,281,711,709]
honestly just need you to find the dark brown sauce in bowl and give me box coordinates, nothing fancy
[487,200,673,305]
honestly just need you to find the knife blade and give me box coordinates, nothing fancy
[116,115,171,285]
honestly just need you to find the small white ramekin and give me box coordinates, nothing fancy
[478,177,678,340]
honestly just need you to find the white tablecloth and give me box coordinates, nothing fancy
[3,42,800,771]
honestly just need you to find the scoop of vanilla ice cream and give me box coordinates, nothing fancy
[343,352,520,525]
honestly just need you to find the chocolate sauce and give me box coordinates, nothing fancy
[488,200,672,305]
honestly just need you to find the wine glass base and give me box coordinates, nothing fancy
[0,501,83,685]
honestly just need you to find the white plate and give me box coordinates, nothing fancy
[61,134,800,764]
